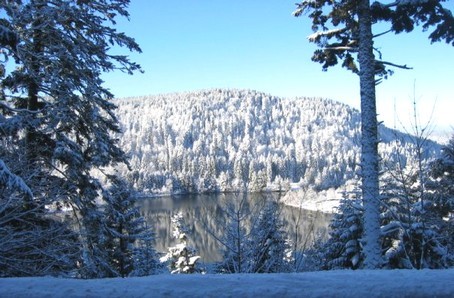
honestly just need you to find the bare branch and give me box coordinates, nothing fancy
[373,29,393,38]
[376,60,413,70]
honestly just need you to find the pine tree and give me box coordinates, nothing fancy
[321,195,364,270]
[102,175,159,277]
[247,201,291,273]
[161,212,201,274]
[216,195,251,273]
[294,0,454,268]
[0,192,81,277]
[130,232,161,277]
[426,135,454,265]
[0,0,141,276]
[0,134,81,277]
[215,195,291,273]
[427,135,454,220]
[320,147,452,270]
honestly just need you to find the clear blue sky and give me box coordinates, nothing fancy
[103,0,453,134]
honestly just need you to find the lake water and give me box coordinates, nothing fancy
[138,192,332,263]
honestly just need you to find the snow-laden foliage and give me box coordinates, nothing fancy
[77,175,160,278]
[426,135,454,263]
[101,175,159,277]
[293,0,453,75]
[294,0,453,270]
[318,135,454,270]
[215,194,292,273]
[247,201,292,273]
[319,190,452,270]
[0,0,142,278]
[215,196,251,273]
[379,131,453,269]
[321,194,364,270]
[161,212,201,274]
[0,160,32,197]
[113,89,438,195]
[0,205,81,277]
[427,135,454,219]
[0,169,80,277]
[380,180,450,268]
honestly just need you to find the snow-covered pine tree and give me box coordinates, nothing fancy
[78,207,115,278]
[0,183,81,277]
[0,140,81,277]
[247,201,291,273]
[321,195,364,270]
[427,135,454,222]
[294,0,454,268]
[380,187,449,269]
[320,176,450,270]
[215,195,251,273]
[102,175,159,277]
[0,0,141,277]
[379,107,451,269]
[426,135,454,266]
[130,229,162,277]
[161,212,201,274]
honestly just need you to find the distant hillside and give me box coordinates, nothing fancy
[113,89,440,195]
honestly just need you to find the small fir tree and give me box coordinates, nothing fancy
[321,195,364,270]
[102,175,159,277]
[161,212,201,274]
[426,135,454,265]
[215,195,251,273]
[247,201,291,273]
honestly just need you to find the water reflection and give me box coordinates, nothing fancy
[139,193,331,263]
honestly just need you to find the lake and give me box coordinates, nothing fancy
[139,192,332,263]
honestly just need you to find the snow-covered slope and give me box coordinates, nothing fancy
[114,89,440,198]
[1,269,453,297]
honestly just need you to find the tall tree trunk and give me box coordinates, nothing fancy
[357,0,382,269]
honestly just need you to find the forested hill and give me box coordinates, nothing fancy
[113,89,440,195]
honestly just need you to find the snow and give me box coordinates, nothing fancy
[0,159,33,197]
[113,90,440,198]
[307,28,347,42]
[281,187,346,213]
[1,270,453,297]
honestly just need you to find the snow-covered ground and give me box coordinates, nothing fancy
[281,187,346,213]
[1,270,453,297]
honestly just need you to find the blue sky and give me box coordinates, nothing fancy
[104,0,453,134]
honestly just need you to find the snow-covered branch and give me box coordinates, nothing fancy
[308,28,348,42]
[0,101,41,114]
[0,160,33,197]
[324,46,357,51]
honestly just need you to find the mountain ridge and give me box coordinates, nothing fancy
[113,89,440,197]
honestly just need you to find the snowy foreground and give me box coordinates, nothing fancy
[1,270,453,297]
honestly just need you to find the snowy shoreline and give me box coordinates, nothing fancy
[1,269,453,297]
[280,187,346,214]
